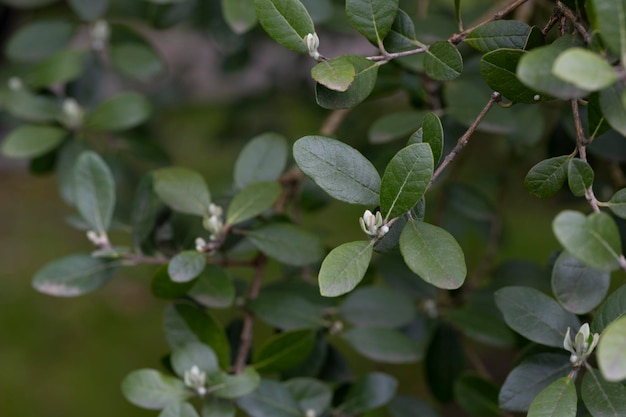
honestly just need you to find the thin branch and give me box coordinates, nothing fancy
[367,46,427,62]
[571,99,600,213]
[556,1,591,44]
[320,108,352,136]
[428,92,502,189]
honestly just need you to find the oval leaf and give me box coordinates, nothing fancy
[567,159,594,197]
[345,0,399,43]
[607,188,626,219]
[524,156,570,198]
[6,19,76,62]
[73,151,116,233]
[599,82,626,138]
[168,251,206,283]
[311,56,356,92]
[248,292,325,330]
[234,132,288,189]
[1,125,65,159]
[237,379,301,417]
[318,240,373,297]
[27,49,84,88]
[421,112,444,164]
[465,20,531,52]
[597,315,626,382]
[582,367,626,417]
[226,181,281,225]
[121,369,189,410]
[315,55,379,109]
[343,327,422,363]
[553,48,617,92]
[171,342,219,378]
[481,48,543,103]
[243,223,322,266]
[210,367,260,399]
[254,0,315,54]
[153,167,211,216]
[222,0,257,34]
[527,377,577,417]
[85,92,151,131]
[588,0,626,59]
[592,285,626,334]
[424,41,463,81]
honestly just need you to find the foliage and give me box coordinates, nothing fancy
[2,0,626,416]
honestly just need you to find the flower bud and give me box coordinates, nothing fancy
[90,20,110,51]
[62,98,84,129]
[563,323,599,366]
[304,33,321,60]
[184,365,207,396]
[8,77,23,91]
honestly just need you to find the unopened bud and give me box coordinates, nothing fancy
[90,20,110,51]
[8,77,22,91]
[62,98,83,129]
[304,33,320,60]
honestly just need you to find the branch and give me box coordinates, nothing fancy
[367,46,427,62]
[556,1,591,44]
[571,99,600,213]
[428,92,501,189]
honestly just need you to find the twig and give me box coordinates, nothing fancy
[234,254,267,374]
[556,1,591,44]
[320,108,352,136]
[571,99,600,213]
[367,46,427,62]
[428,92,502,189]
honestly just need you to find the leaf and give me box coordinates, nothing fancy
[552,48,617,91]
[3,89,60,123]
[68,0,109,20]
[465,20,531,52]
[607,188,626,218]
[226,181,281,225]
[582,367,626,417]
[339,286,416,328]
[159,402,200,417]
[209,367,260,399]
[152,265,196,299]
[168,251,206,283]
[1,125,65,159]
[283,378,332,415]
[445,307,516,347]
[369,111,425,144]
[453,374,501,417]
[421,112,444,164]
[237,379,301,417]
[110,43,164,81]
[315,55,379,109]
[339,372,398,414]
[311,56,356,92]
[32,254,118,297]
[27,49,84,88]
[85,92,151,131]
[222,0,257,34]
[599,82,626,137]
[202,397,235,417]
[254,0,315,54]
[189,266,235,309]
[425,324,464,402]
[480,48,544,103]
[163,303,231,370]
[73,151,116,233]
[588,0,626,60]
[527,377,577,417]
[248,292,325,330]
[171,342,220,378]
[234,132,288,189]
[6,19,76,62]
[56,140,89,205]
[253,329,315,373]
[388,396,439,417]
[524,156,570,197]
[131,173,162,249]
[345,0,399,44]
[121,369,189,410]
[597,315,626,382]
[592,285,626,334]
[551,251,610,314]
[424,41,463,81]
[153,167,211,216]
[495,286,580,347]
[380,143,433,220]
[567,159,594,197]
[293,135,381,205]
[243,223,322,266]
[499,353,572,412]
[342,327,422,363]
[399,219,466,289]
[318,241,373,297]
[552,210,623,272]
[383,9,419,52]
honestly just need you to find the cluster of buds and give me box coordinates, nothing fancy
[86,230,110,248]
[304,33,321,61]
[62,98,84,129]
[203,203,224,241]
[90,20,110,51]
[184,365,207,396]
[359,209,389,238]
[563,323,599,367]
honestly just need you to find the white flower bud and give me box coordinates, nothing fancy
[305,409,317,417]
[304,33,320,60]
[62,98,83,129]
[195,237,207,252]
[208,203,223,217]
[90,20,110,51]
[359,210,389,237]
[563,323,599,366]
[184,365,207,395]
[8,77,22,91]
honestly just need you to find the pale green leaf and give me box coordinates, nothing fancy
[567,159,594,197]
[234,132,288,189]
[283,378,331,415]
[318,241,373,297]
[553,48,617,91]
[1,125,65,159]
[202,397,235,417]
[209,368,260,399]
[339,372,397,414]
[226,181,281,225]
[237,379,301,417]
[598,315,626,382]
[592,285,626,334]
[607,188,626,218]
[85,92,151,131]
[121,369,190,410]
[6,19,76,62]
[171,342,220,378]
[153,167,211,216]
[73,151,116,233]
[311,56,356,92]
[168,251,206,283]
[481,48,544,103]
[582,367,626,417]
[159,402,200,417]
[189,266,235,309]
[222,0,257,34]
[527,377,577,417]
[315,55,379,109]
[254,0,315,54]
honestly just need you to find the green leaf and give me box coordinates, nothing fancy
[222,0,257,34]
[517,35,587,100]
[339,372,398,414]
[3,89,60,123]
[283,378,332,415]
[254,0,315,54]
[552,210,623,272]
[524,156,570,198]
[445,307,516,347]
[598,315,626,382]
[480,48,544,103]
[6,19,76,62]
[293,135,381,205]
[171,342,220,378]
[1,125,65,159]
[343,327,422,363]
[465,20,531,52]
[163,303,231,370]
[425,324,464,402]
[32,254,118,297]
[234,132,288,189]
[421,112,444,164]
[152,265,196,300]
[85,92,151,131]
[202,397,235,417]
[495,286,580,347]
[424,41,463,81]
[253,329,315,373]
[552,48,617,91]
[237,379,301,417]
[582,367,626,417]
[380,143,433,220]
[110,43,164,81]
[248,292,325,330]
[68,0,109,20]
[318,241,373,297]
[588,0,626,61]
[311,56,356,92]
[567,159,594,197]
[159,402,200,417]
[345,0,399,44]
[27,49,84,88]
[339,286,416,328]
[243,223,322,266]
[551,251,609,314]
[168,251,206,283]
[607,188,626,218]
[499,353,572,412]
[399,219,466,289]
[73,151,116,233]
[383,9,419,52]
[453,374,500,417]
[369,111,425,144]
[592,285,626,334]
[527,377,577,417]
[209,367,260,399]
[226,181,281,225]
[315,55,379,109]
[189,266,235,309]
[153,167,211,216]
[121,369,190,410]
[599,82,626,137]
[131,173,162,249]
[56,140,89,205]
